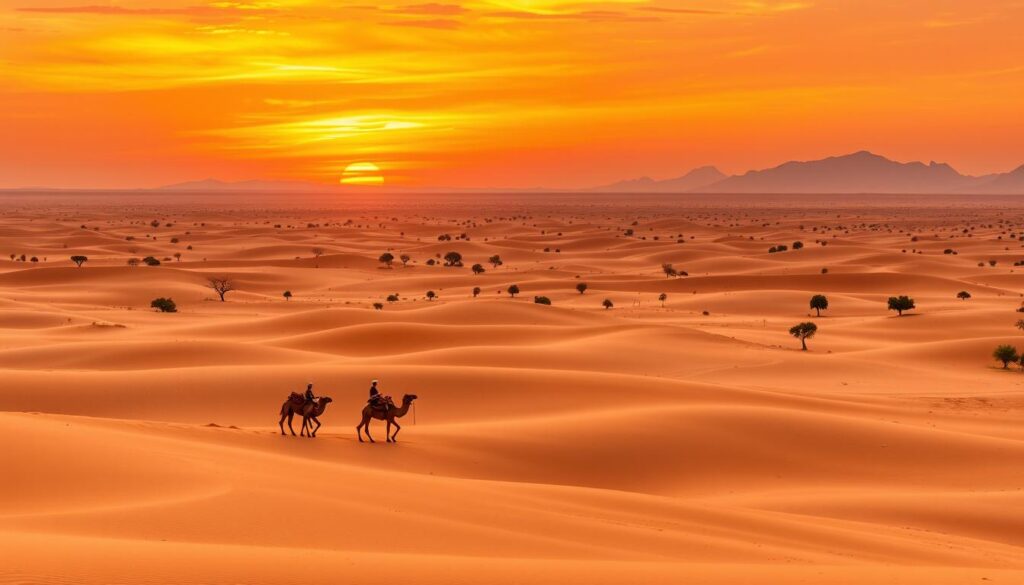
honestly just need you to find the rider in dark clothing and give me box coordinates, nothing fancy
[368,380,386,410]
[304,383,316,404]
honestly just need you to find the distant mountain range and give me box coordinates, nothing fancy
[593,151,1024,194]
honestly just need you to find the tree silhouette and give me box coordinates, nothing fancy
[150,297,177,313]
[602,298,614,310]
[507,284,520,298]
[426,290,436,301]
[662,263,678,277]
[472,286,481,298]
[312,247,325,259]
[127,258,140,267]
[400,253,411,267]
[809,294,829,316]
[386,293,399,303]
[379,252,395,268]
[472,263,485,274]
[658,292,667,307]
[70,255,88,267]
[534,296,551,305]
[1016,319,1024,331]
[489,254,503,268]
[373,302,384,310]
[576,282,588,294]
[207,277,235,301]
[143,256,160,266]
[887,295,915,316]
[444,251,463,267]
[283,290,292,301]
[789,322,817,351]
[993,344,1019,369]
[956,290,971,300]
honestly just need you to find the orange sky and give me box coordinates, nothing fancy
[1,1,1023,189]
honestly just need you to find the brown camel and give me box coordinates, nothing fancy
[356,393,417,443]
[279,396,333,437]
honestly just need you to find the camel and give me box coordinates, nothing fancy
[356,394,417,443]
[279,395,333,437]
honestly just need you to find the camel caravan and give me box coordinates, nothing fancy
[279,380,418,443]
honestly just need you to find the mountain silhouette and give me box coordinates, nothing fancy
[699,151,978,194]
[592,166,726,192]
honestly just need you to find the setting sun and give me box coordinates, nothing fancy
[340,162,384,186]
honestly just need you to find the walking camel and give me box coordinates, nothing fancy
[357,394,417,443]
[279,395,333,437]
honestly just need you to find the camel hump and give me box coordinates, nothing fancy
[287,392,304,404]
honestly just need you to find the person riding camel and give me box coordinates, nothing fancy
[304,383,316,405]
[368,379,390,412]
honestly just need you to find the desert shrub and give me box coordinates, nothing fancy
[956,291,971,300]
[533,296,551,305]
[576,282,588,294]
[150,297,177,313]
[70,255,88,267]
[143,256,160,266]
[507,284,520,298]
[887,295,915,316]
[993,345,1019,369]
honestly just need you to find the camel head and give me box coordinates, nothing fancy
[318,396,333,405]
[402,393,418,404]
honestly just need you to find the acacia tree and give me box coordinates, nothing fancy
[956,290,971,300]
[887,295,916,316]
[444,251,463,267]
[789,322,818,351]
[207,277,235,302]
[809,294,829,317]
[379,252,395,268]
[312,247,325,259]
[426,290,436,301]
[400,253,411,267]
[489,254,503,268]
[662,263,678,277]
[507,284,520,298]
[283,290,292,301]
[150,297,177,313]
[993,344,1019,369]
[70,255,88,267]
[602,298,614,310]
[472,263,486,275]
[658,292,668,307]
[576,282,588,295]
[472,286,481,298]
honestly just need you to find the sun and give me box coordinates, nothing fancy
[340,162,384,186]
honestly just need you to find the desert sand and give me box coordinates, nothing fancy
[2,192,1023,584]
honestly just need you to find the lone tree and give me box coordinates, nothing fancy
[507,284,520,298]
[534,296,551,305]
[993,344,1019,369]
[70,255,88,267]
[283,290,292,301]
[602,298,614,310]
[373,302,384,310]
[443,251,463,267]
[472,286,481,298]
[426,290,436,301]
[471,263,486,275]
[956,290,971,300]
[150,297,177,313]
[379,252,395,268]
[789,322,818,351]
[662,263,678,277]
[887,295,916,316]
[312,247,325,259]
[809,294,829,317]
[386,293,399,303]
[207,277,235,302]
[576,282,588,295]
[489,254,503,268]
[659,292,668,307]
[399,253,411,267]
[143,256,160,266]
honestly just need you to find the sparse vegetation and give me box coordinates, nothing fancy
[150,297,177,313]
[70,255,88,267]
[507,284,520,298]
[373,302,384,310]
[400,253,411,267]
[143,256,160,266]
[576,282,588,294]
[379,252,395,268]
[809,294,829,316]
[658,292,667,307]
[471,263,485,274]
[956,290,971,300]
[602,298,614,310]
[789,322,818,351]
[472,286,481,298]
[207,277,235,302]
[283,290,292,301]
[887,295,916,316]
[443,251,463,267]
[489,254,503,268]
[993,344,1019,369]
[534,296,551,305]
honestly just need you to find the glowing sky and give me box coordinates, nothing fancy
[2,1,1023,189]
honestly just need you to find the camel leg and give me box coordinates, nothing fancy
[364,418,375,443]
[311,417,321,437]
[386,419,393,443]
[300,416,307,437]
[287,411,296,436]
[390,419,401,442]
[279,412,287,435]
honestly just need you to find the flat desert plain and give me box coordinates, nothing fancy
[2,192,1023,584]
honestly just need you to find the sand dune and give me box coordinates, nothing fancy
[2,192,1023,583]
